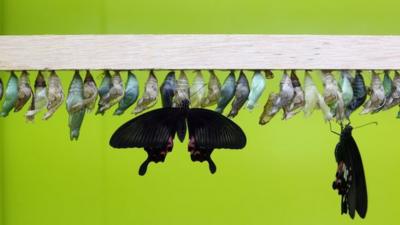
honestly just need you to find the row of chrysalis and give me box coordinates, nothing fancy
[0,69,399,139]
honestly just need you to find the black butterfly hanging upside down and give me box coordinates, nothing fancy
[109,101,246,175]
[331,123,368,219]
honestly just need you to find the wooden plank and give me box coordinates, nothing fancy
[0,35,400,70]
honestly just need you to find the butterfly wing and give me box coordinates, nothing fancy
[333,141,354,216]
[347,134,368,218]
[187,108,246,173]
[332,127,367,219]
[109,108,186,175]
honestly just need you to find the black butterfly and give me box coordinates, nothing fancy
[109,103,246,175]
[331,124,367,219]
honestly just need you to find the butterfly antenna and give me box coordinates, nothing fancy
[329,121,340,136]
[353,122,378,130]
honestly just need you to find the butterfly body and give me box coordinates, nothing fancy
[110,102,246,175]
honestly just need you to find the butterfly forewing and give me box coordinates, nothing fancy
[347,135,368,218]
[187,108,246,149]
[109,108,187,175]
[110,108,183,148]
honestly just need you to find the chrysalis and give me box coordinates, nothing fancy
[96,71,124,114]
[43,71,64,120]
[201,70,221,107]
[247,70,266,110]
[114,71,139,115]
[14,70,32,112]
[284,70,304,120]
[190,70,206,108]
[384,71,400,110]
[96,70,112,115]
[322,70,345,121]
[278,70,294,118]
[361,71,385,114]
[228,70,250,118]
[215,71,236,113]
[83,70,98,112]
[173,70,190,107]
[303,70,332,121]
[26,71,48,121]
[340,70,354,108]
[160,71,176,108]
[259,92,281,125]
[0,71,19,117]
[66,71,85,140]
[345,70,367,118]
[134,70,158,114]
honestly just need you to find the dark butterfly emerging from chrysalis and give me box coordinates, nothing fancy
[331,123,370,219]
[109,100,246,175]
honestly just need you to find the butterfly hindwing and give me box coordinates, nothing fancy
[187,108,246,173]
[109,108,186,175]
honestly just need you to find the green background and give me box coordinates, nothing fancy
[1,0,400,225]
